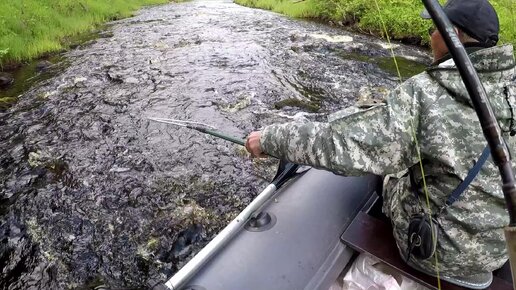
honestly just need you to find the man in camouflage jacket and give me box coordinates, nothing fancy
[245,0,515,287]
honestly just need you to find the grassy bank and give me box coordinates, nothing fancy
[0,0,171,66]
[235,0,516,47]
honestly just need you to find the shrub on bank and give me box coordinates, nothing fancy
[235,0,516,47]
[0,0,170,65]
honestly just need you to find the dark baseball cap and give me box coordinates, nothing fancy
[421,0,499,46]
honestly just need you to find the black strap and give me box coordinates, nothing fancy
[409,145,491,211]
[405,146,490,261]
[445,145,491,206]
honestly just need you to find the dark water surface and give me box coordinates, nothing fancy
[0,1,430,289]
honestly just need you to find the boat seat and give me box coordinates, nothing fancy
[341,211,513,290]
[494,261,513,284]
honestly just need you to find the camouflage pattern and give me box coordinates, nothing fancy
[260,45,516,276]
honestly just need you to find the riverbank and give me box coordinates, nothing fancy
[0,0,171,67]
[234,0,516,47]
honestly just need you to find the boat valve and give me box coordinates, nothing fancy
[245,212,276,232]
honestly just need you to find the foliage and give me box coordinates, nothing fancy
[0,48,8,62]
[237,0,321,18]
[492,0,516,47]
[235,0,516,48]
[0,0,170,65]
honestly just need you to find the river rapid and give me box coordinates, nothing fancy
[0,0,430,289]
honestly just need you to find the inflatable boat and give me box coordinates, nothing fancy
[157,163,513,290]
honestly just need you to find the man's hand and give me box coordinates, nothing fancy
[245,131,267,158]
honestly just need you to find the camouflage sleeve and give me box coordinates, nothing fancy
[260,83,422,176]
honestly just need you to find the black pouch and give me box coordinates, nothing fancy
[406,214,438,261]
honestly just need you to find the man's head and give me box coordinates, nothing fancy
[421,0,499,61]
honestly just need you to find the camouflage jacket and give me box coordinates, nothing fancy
[260,45,516,276]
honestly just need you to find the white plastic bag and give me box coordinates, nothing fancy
[328,282,343,290]
[340,253,430,290]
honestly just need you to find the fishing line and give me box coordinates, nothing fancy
[510,0,515,47]
[410,119,441,289]
[372,0,403,86]
[372,0,442,288]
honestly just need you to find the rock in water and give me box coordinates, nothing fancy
[36,60,53,72]
[0,72,14,88]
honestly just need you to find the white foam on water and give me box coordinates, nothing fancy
[377,42,400,50]
[309,33,353,43]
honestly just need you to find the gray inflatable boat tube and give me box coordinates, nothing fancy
[164,168,381,290]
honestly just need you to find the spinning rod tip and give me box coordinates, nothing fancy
[146,117,161,122]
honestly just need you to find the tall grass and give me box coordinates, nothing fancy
[235,0,516,48]
[0,0,170,65]
[235,0,322,18]
[493,0,516,46]
[237,0,320,18]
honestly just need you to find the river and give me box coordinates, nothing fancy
[0,0,430,289]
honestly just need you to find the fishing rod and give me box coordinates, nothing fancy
[149,117,279,158]
[148,117,246,146]
[421,0,516,286]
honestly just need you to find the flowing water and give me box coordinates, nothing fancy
[0,0,430,289]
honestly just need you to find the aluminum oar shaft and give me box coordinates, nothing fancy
[165,183,278,289]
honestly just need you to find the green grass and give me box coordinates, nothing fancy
[0,0,171,65]
[235,0,516,48]
[236,0,320,18]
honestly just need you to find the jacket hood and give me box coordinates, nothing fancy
[427,44,516,133]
